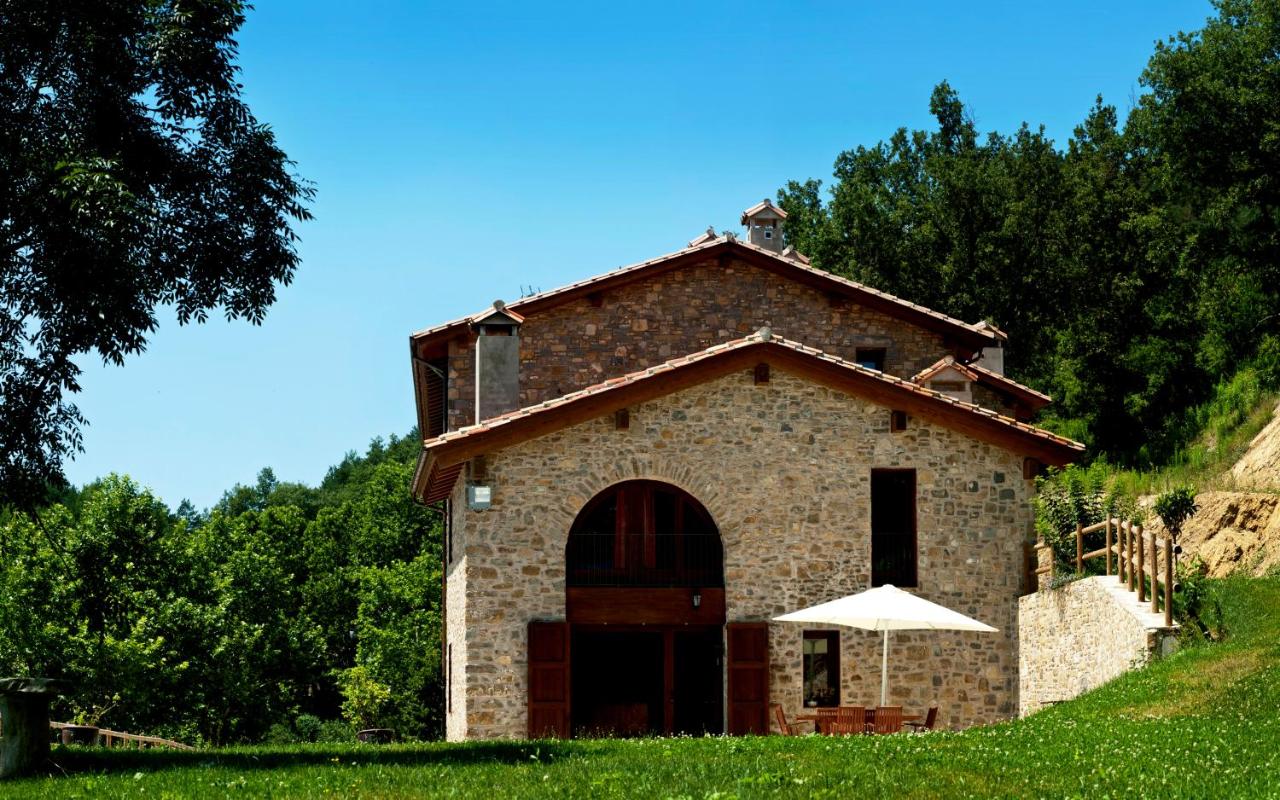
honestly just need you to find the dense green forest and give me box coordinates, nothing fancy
[778,0,1280,465]
[0,433,441,744]
[2,0,1279,744]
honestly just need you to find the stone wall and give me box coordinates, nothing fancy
[445,367,1036,740]
[1018,576,1177,717]
[446,255,960,429]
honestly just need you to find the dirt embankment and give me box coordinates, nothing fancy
[1142,403,1280,578]
[1144,491,1280,578]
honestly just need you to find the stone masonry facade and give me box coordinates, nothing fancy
[443,368,1036,740]
[445,255,959,430]
[1018,576,1178,717]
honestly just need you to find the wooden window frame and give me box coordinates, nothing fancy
[870,468,918,588]
[801,630,840,708]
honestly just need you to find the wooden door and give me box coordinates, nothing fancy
[726,622,769,734]
[528,621,570,737]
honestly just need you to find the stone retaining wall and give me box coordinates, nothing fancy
[1018,575,1177,716]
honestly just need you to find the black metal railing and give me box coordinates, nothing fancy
[566,532,724,587]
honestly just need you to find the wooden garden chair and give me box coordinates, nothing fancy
[905,706,938,732]
[812,707,838,734]
[828,705,867,735]
[771,704,810,736]
[869,705,904,734]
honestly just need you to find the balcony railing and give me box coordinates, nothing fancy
[566,532,724,588]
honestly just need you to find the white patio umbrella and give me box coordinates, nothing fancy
[773,584,998,706]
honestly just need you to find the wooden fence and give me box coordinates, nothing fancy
[1034,514,1172,627]
[49,721,194,751]
[1063,517,1175,627]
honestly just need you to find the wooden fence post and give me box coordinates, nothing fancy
[1164,537,1174,627]
[1136,525,1146,603]
[1150,527,1159,613]
[1105,518,1113,576]
[1075,523,1084,573]
[1119,521,1126,585]
[1125,522,1134,590]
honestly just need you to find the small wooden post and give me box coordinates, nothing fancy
[1164,537,1174,627]
[1136,525,1146,603]
[1075,523,1084,573]
[1104,518,1113,576]
[1121,522,1131,583]
[1150,527,1160,613]
[1127,522,1136,591]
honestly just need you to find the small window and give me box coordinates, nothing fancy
[802,631,840,707]
[871,469,917,587]
[890,410,908,432]
[855,347,886,372]
[763,229,773,239]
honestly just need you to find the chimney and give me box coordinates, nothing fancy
[741,198,787,253]
[974,321,1007,375]
[472,300,523,420]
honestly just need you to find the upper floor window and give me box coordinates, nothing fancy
[855,348,886,372]
[871,469,917,587]
[566,481,722,588]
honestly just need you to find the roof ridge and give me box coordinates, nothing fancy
[410,238,995,345]
[424,331,1082,451]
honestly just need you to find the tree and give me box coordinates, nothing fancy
[0,1,314,510]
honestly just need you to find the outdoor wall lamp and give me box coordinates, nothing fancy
[466,484,492,511]
[692,590,702,609]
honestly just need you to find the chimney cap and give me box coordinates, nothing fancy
[741,198,788,225]
[470,301,525,328]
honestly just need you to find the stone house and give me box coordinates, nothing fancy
[408,200,1083,741]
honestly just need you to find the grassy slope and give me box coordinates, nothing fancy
[8,578,1280,799]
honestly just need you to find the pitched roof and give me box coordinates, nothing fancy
[409,237,998,359]
[912,356,1052,411]
[740,199,787,223]
[687,227,719,248]
[413,330,1083,501]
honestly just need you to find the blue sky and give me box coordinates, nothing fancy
[66,0,1214,509]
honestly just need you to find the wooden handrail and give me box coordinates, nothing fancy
[50,721,194,751]
[1069,517,1175,627]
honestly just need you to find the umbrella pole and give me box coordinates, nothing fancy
[880,628,889,706]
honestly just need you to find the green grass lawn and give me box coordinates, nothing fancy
[8,577,1280,799]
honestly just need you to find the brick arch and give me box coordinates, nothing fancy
[544,459,732,547]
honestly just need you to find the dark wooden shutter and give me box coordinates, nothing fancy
[726,622,769,734]
[527,621,571,738]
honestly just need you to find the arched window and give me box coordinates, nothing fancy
[566,480,722,588]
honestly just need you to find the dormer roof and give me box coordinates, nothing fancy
[912,356,1051,412]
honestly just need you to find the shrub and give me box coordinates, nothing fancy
[1174,556,1224,642]
[1035,462,1137,572]
[336,665,391,730]
[294,714,323,743]
[265,723,298,744]
[316,720,355,743]
[1154,487,1199,538]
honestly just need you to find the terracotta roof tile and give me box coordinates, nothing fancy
[409,238,997,349]
[422,330,1083,457]
[912,355,1052,407]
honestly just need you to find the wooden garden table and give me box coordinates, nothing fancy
[796,708,921,733]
